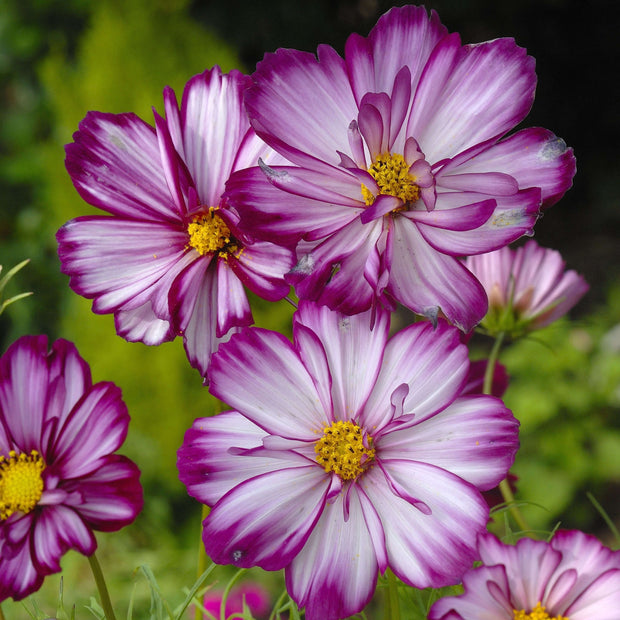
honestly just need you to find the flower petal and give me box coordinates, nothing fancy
[209,328,327,437]
[65,111,179,221]
[365,461,488,588]
[286,487,381,620]
[202,466,329,571]
[379,395,519,490]
[408,36,536,163]
[387,217,488,331]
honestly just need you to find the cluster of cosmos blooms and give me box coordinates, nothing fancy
[1,4,618,620]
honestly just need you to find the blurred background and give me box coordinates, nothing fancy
[1,0,618,615]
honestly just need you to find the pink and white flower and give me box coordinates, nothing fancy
[177,301,519,620]
[225,5,575,331]
[429,530,620,619]
[0,335,142,602]
[57,67,294,377]
[465,240,588,337]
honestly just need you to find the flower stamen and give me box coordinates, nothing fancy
[362,152,420,206]
[314,420,375,480]
[187,207,240,258]
[0,449,45,520]
[513,602,568,620]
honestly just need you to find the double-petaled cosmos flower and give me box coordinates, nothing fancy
[465,240,589,338]
[429,531,620,619]
[225,5,576,331]
[57,67,294,377]
[178,301,519,620]
[0,335,142,602]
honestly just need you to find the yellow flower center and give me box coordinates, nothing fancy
[314,421,375,480]
[361,152,420,206]
[513,602,569,620]
[0,450,45,520]
[187,207,239,258]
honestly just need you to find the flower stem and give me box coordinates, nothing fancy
[195,504,210,620]
[484,332,529,533]
[88,552,117,620]
[384,570,401,620]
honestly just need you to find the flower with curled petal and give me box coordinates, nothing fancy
[0,335,142,602]
[429,530,620,620]
[58,67,294,377]
[225,5,575,331]
[178,301,519,620]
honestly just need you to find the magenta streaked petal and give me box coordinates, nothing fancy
[65,111,179,221]
[346,5,447,119]
[230,240,293,300]
[437,171,519,195]
[115,303,175,345]
[295,301,390,422]
[446,127,576,209]
[51,382,128,478]
[0,523,44,602]
[63,455,143,531]
[0,335,53,452]
[215,260,252,338]
[421,188,541,255]
[288,218,383,315]
[177,411,288,506]
[32,506,96,573]
[365,461,488,588]
[179,68,251,205]
[358,97,389,157]
[409,36,536,163]
[202,466,329,571]
[209,328,327,437]
[405,198,495,231]
[360,194,402,224]
[246,47,358,167]
[225,166,357,245]
[565,569,620,619]
[387,219,488,331]
[286,488,380,620]
[361,321,468,432]
[379,395,519,490]
[57,216,189,316]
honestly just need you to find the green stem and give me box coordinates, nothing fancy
[384,570,400,620]
[483,332,530,533]
[195,504,210,620]
[88,552,117,620]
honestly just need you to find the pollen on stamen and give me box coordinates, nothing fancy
[187,207,241,258]
[362,152,420,207]
[0,449,46,520]
[513,602,569,620]
[314,420,375,481]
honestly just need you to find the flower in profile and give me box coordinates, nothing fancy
[58,67,294,377]
[465,240,588,338]
[0,335,142,602]
[429,530,620,619]
[178,301,519,620]
[225,5,575,331]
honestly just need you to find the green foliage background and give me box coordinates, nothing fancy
[0,0,618,618]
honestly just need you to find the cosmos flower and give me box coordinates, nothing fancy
[429,530,620,619]
[225,5,575,331]
[465,240,588,338]
[178,301,519,620]
[58,67,294,377]
[0,335,142,602]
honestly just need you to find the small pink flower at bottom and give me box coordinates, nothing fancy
[465,240,588,338]
[202,583,270,618]
[429,531,620,620]
[178,301,519,620]
[0,336,143,602]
